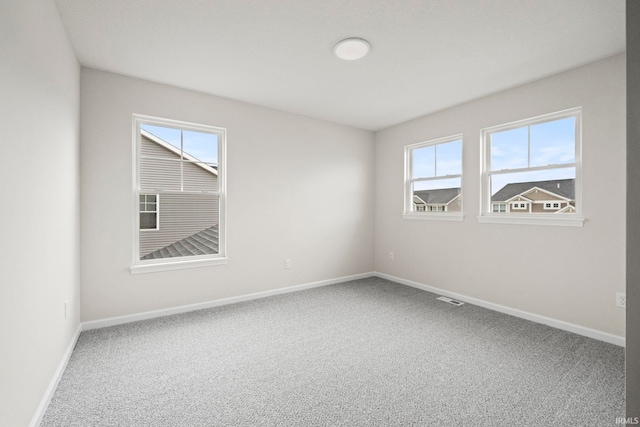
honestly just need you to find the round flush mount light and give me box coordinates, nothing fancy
[333,38,371,60]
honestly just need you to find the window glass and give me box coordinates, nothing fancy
[412,145,435,179]
[530,117,575,167]
[490,127,528,170]
[482,109,580,220]
[406,136,463,217]
[134,117,226,267]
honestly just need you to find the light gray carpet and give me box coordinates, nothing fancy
[41,277,625,426]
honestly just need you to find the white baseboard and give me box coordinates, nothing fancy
[83,270,624,346]
[82,272,375,331]
[30,324,81,427]
[374,272,625,347]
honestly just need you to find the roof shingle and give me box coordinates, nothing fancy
[141,225,219,260]
[414,188,460,204]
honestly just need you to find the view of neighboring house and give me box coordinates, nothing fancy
[491,178,575,214]
[413,179,575,214]
[139,130,219,258]
[413,188,461,212]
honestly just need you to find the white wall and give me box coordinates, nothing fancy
[80,68,375,322]
[0,0,80,426]
[375,54,626,337]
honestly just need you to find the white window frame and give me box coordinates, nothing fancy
[139,193,159,231]
[130,114,228,274]
[479,108,584,227]
[543,201,562,210]
[404,134,464,222]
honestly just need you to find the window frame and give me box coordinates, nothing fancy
[130,114,228,274]
[403,134,464,222]
[478,108,584,227]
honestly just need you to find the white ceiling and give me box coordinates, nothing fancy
[54,0,625,131]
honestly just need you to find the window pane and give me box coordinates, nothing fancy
[412,177,461,213]
[490,168,575,214]
[182,161,219,192]
[136,116,226,266]
[139,193,219,260]
[490,127,528,171]
[412,145,435,179]
[183,131,218,165]
[436,139,462,176]
[140,212,157,229]
[414,177,461,192]
[140,157,182,191]
[530,117,575,167]
[141,124,182,152]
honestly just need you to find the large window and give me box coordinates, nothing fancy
[480,108,582,226]
[131,115,227,273]
[404,135,463,220]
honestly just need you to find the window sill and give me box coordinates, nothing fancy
[130,256,229,274]
[477,214,585,227]
[403,213,464,222]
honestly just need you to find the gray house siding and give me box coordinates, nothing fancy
[140,135,218,192]
[139,134,219,257]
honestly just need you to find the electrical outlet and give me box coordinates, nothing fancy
[285,259,292,269]
[616,292,626,308]
[64,300,69,319]
[389,252,394,261]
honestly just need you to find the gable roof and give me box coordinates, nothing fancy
[414,188,461,205]
[556,205,576,214]
[492,179,575,202]
[141,225,219,260]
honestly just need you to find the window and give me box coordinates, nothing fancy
[544,202,561,210]
[492,203,507,213]
[139,194,158,230]
[480,108,583,226]
[405,134,463,221]
[131,115,227,273]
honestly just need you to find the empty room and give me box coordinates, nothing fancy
[2,0,639,426]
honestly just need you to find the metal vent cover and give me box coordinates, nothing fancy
[436,296,464,306]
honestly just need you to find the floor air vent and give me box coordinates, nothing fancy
[436,296,464,306]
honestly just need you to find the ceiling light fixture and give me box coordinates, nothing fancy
[333,38,371,61]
